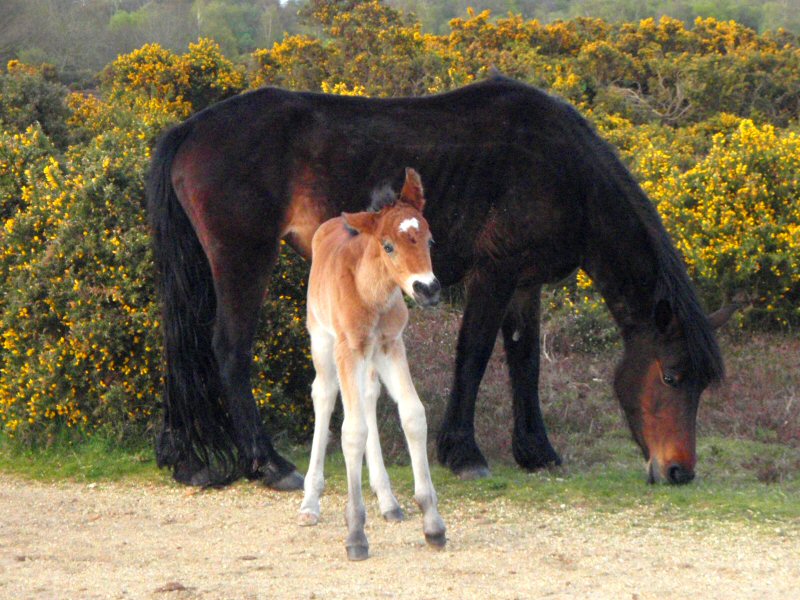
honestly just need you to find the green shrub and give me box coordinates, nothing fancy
[0,44,312,444]
[0,61,71,149]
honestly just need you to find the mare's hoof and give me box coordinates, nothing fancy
[297,511,319,527]
[382,507,405,522]
[424,531,447,549]
[266,470,305,491]
[456,465,491,481]
[513,437,562,471]
[171,465,213,487]
[346,544,369,561]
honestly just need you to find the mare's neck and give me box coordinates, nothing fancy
[582,229,660,340]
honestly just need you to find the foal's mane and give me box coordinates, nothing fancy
[368,187,401,213]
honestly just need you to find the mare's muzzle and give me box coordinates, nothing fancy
[648,459,695,485]
[413,279,441,307]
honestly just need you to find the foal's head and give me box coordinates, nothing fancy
[342,168,440,307]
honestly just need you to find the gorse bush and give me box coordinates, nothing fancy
[1,2,800,445]
[0,40,311,444]
[653,120,800,327]
[0,61,71,149]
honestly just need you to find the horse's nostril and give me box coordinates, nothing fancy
[413,279,440,298]
[667,464,694,485]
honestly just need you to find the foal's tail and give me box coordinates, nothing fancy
[147,123,238,486]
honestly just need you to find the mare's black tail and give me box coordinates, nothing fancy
[147,123,238,486]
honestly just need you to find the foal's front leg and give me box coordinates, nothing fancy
[299,330,338,526]
[335,342,370,561]
[377,338,446,548]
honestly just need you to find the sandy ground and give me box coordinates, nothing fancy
[0,473,797,599]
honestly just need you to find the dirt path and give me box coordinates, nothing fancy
[1,474,797,599]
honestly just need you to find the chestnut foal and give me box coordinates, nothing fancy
[298,168,446,560]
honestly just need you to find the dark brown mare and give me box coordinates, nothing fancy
[148,75,734,490]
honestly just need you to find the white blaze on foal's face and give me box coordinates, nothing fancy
[398,217,420,234]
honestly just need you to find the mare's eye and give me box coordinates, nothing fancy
[662,371,679,387]
[383,242,394,254]
[428,238,435,248]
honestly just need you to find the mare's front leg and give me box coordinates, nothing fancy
[334,341,370,561]
[377,338,445,548]
[299,328,338,525]
[501,286,561,470]
[437,267,517,479]
[211,246,303,490]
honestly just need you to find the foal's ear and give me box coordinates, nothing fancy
[342,211,377,235]
[399,168,425,212]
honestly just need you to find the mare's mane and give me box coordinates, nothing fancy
[565,100,725,386]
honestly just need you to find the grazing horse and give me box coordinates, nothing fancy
[299,168,446,560]
[148,75,734,490]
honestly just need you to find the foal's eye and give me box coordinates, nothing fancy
[428,238,435,248]
[383,242,394,254]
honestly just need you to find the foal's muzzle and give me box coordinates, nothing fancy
[413,278,441,307]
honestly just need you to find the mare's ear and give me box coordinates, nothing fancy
[399,168,425,212]
[707,303,739,330]
[653,299,679,336]
[342,211,377,235]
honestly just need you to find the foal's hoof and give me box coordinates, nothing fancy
[346,544,369,561]
[297,511,319,527]
[266,470,305,491]
[456,465,491,481]
[424,531,447,549]
[382,507,405,523]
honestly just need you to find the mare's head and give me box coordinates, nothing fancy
[342,168,440,307]
[614,300,737,485]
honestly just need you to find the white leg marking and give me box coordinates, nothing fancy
[335,344,370,559]
[299,330,338,526]
[376,339,446,546]
[363,367,402,519]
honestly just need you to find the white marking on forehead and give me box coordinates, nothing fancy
[398,217,420,233]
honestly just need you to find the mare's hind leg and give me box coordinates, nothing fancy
[156,413,211,486]
[501,286,561,470]
[364,366,403,522]
[299,328,338,525]
[437,267,517,479]
[211,246,303,490]
[377,338,445,547]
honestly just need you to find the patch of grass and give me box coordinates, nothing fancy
[291,433,800,531]
[0,435,162,483]
[2,432,797,531]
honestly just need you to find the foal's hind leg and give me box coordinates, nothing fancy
[502,286,561,470]
[377,339,445,548]
[363,366,403,522]
[299,328,338,525]
[210,247,303,490]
